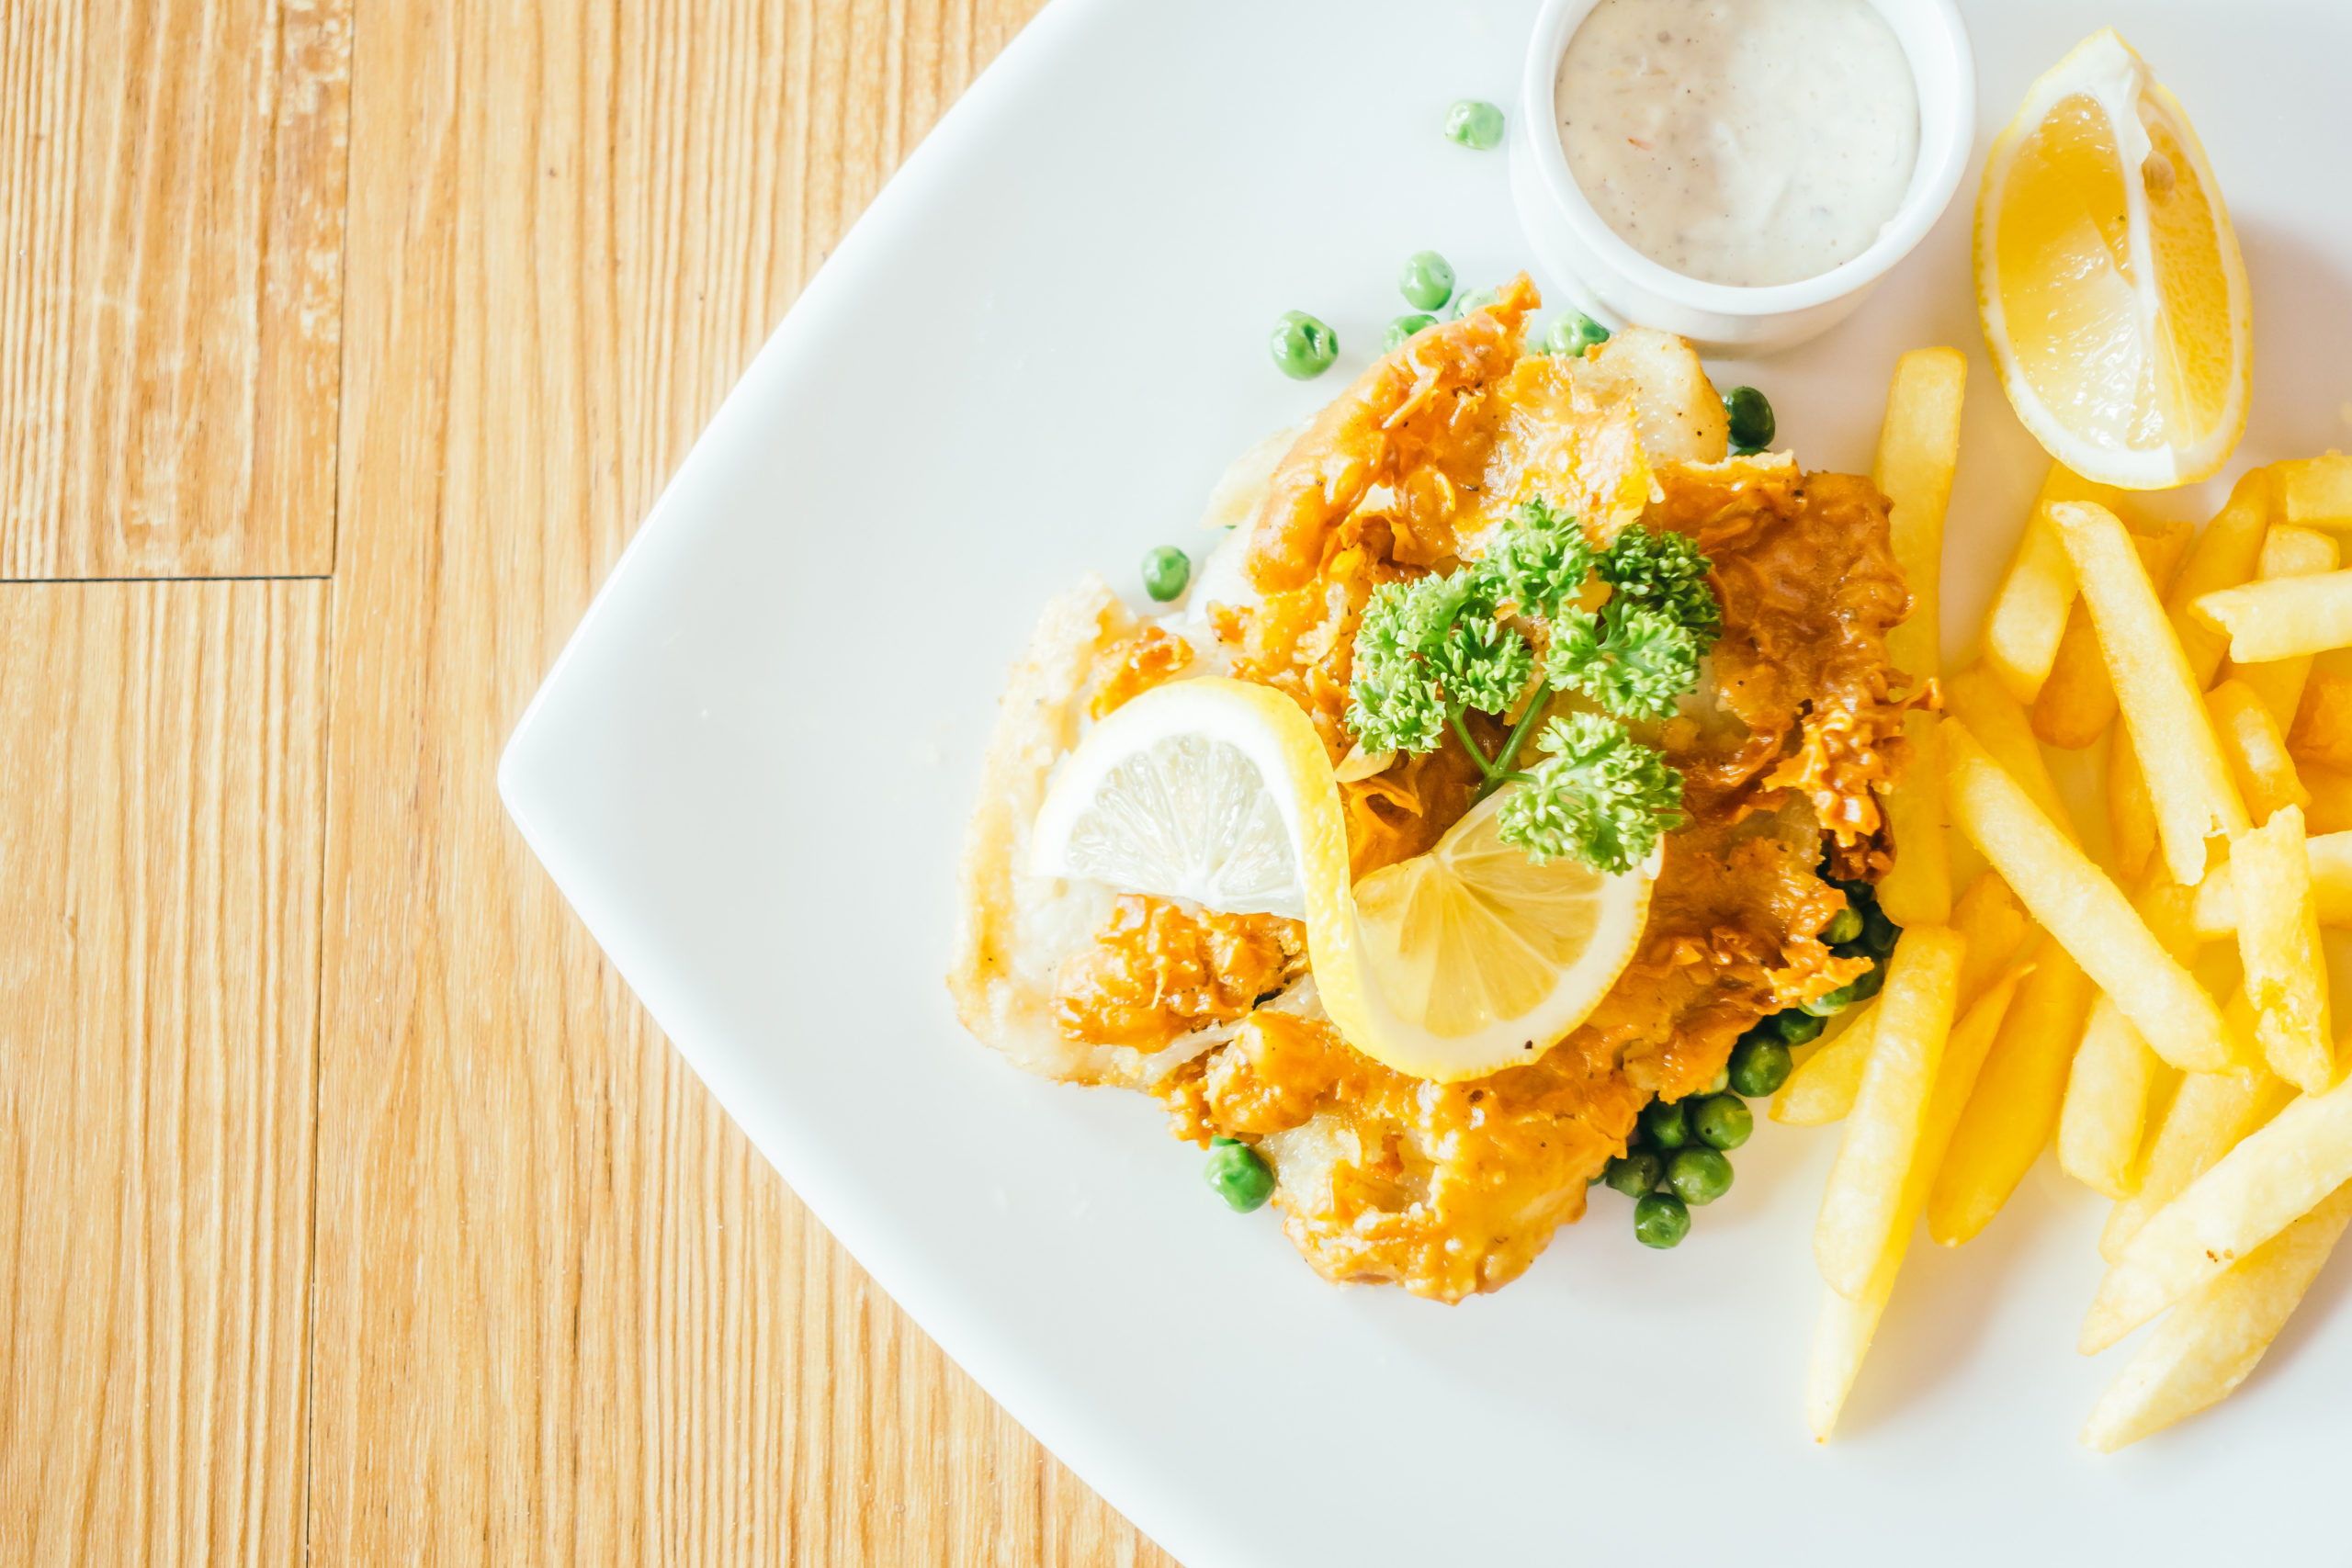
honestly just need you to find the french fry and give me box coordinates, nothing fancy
[1869,358,1966,932]
[2105,868,2192,976]
[2109,726,2160,886]
[2034,521,2193,750]
[1771,874,2030,1132]
[2082,1068,2352,1353]
[2081,1179,2352,1452]
[1984,465,2114,704]
[1772,1006,1879,1126]
[2264,522,2346,574]
[2054,501,2250,885]
[1807,965,2027,1439]
[1951,869,2032,1009]
[2206,679,2314,824]
[1944,720,2232,1071]
[1873,347,1964,684]
[2302,761,2352,835]
[1876,711,1951,928]
[1814,926,1966,1300]
[2138,858,2205,958]
[2100,1044,2295,1263]
[2193,570,2352,662]
[2234,806,2335,1094]
[2227,526,2339,730]
[2062,998,2173,1201]
[2062,882,2201,1200]
[2033,610,2112,750]
[1808,1286,1885,1443]
[1943,663,2076,839]
[2190,828,2352,935]
[2273,454,2352,529]
[2166,468,2273,689]
[2142,518,2197,585]
[2287,669,2352,773]
[1928,935,2097,1244]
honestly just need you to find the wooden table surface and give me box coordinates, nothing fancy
[0,2,1178,1561]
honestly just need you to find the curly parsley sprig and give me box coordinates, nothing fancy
[1496,713,1687,874]
[1343,498,1717,874]
[1596,525,1722,640]
[1483,495,1592,621]
[1546,602,1702,723]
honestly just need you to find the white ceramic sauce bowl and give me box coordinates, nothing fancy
[1510,0,1975,357]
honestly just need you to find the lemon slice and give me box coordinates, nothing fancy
[1030,676,1332,919]
[1029,677,1652,1081]
[1974,29,2249,489]
[1347,788,1650,1074]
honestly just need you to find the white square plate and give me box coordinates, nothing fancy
[500,3,2352,1561]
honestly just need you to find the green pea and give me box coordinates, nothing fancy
[1706,1066,1731,1095]
[1634,1190,1690,1248]
[1398,251,1455,311]
[1142,546,1191,603]
[1804,982,1860,1017]
[1270,310,1339,379]
[1604,1149,1664,1197]
[1852,962,1887,1001]
[1385,312,1439,352]
[1444,99,1506,151]
[1204,1137,1274,1212]
[1774,1010,1826,1046]
[1542,312,1611,357]
[1724,385,1776,455]
[1823,906,1863,945]
[1862,905,1899,956]
[1691,1094,1753,1150]
[1668,1146,1735,1206]
[1639,1097,1691,1149]
[1451,285,1501,321]
[1728,1035,1793,1098]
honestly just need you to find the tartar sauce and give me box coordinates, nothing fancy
[1555,0,1919,288]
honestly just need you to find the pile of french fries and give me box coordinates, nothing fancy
[1782,347,2352,1450]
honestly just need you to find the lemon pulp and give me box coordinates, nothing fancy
[1354,796,1615,1039]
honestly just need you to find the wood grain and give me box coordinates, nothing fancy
[310,0,1175,1562]
[0,581,326,1565]
[0,0,349,578]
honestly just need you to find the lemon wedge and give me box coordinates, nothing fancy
[1030,677,1652,1081]
[1974,29,2249,489]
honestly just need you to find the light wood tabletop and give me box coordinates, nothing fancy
[0,1,1178,1561]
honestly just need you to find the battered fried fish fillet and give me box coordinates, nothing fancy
[949,572,1170,1088]
[1153,451,1901,1297]
[950,282,1917,1301]
[1151,796,1846,1300]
